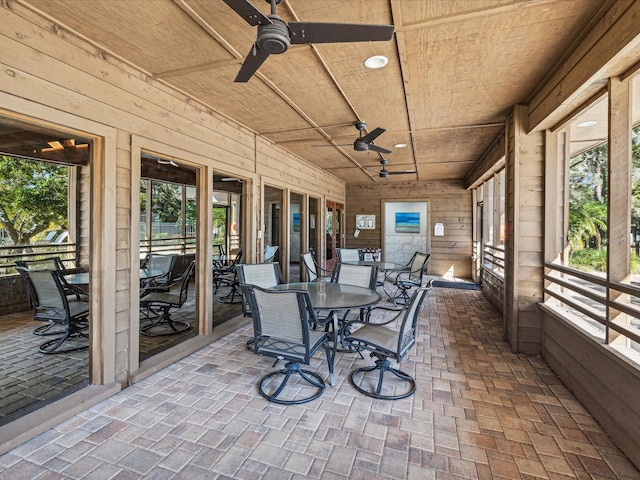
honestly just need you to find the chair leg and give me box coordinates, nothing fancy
[259,361,325,405]
[38,321,88,354]
[349,357,416,400]
[140,307,191,336]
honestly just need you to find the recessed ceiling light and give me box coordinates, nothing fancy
[577,120,597,127]
[394,143,407,148]
[364,55,388,69]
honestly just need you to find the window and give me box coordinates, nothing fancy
[545,79,640,361]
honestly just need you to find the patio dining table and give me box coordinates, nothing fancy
[64,268,167,288]
[270,281,381,386]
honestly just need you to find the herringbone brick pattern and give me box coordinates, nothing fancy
[0,285,638,479]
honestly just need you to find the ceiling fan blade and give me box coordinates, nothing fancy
[289,22,394,45]
[367,144,392,155]
[387,170,417,175]
[222,0,272,26]
[235,46,270,82]
[312,143,352,147]
[361,127,385,144]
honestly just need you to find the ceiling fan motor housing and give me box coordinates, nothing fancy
[354,139,369,151]
[257,16,290,54]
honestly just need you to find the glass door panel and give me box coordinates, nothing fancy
[139,154,198,361]
[212,174,244,327]
[289,192,303,282]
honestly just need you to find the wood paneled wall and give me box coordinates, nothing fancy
[0,3,345,387]
[345,180,472,278]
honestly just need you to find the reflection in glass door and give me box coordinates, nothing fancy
[289,192,303,282]
[309,197,320,260]
[264,186,284,269]
[212,174,244,327]
[326,201,343,271]
[139,154,198,361]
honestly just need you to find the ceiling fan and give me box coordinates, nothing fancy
[314,121,393,154]
[157,158,179,167]
[222,0,395,82]
[368,158,416,179]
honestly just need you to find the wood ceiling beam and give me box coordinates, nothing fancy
[390,0,419,180]
[400,0,559,32]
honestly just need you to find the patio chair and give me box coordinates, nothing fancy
[17,267,89,354]
[384,252,431,304]
[301,251,332,282]
[336,248,363,262]
[263,245,279,262]
[16,258,88,336]
[240,284,334,405]
[214,249,243,303]
[139,260,195,336]
[343,284,431,399]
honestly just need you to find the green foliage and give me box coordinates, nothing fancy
[568,248,607,272]
[568,200,607,250]
[0,156,68,244]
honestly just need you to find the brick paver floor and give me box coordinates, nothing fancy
[0,284,638,479]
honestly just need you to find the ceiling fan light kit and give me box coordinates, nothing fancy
[223,0,394,82]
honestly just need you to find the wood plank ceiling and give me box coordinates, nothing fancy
[21,0,609,183]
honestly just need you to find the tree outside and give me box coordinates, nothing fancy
[0,155,68,246]
[568,126,640,273]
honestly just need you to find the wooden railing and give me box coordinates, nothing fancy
[544,261,640,348]
[0,241,79,275]
[482,243,505,274]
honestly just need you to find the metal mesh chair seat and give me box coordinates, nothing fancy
[140,260,195,336]
[241,284,334,405]
[344,284,431,400]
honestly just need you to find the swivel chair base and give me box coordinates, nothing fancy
[350,358,416,400]
[140,309,191,336]
[259,361,325,405]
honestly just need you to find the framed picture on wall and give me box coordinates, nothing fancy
[293,213,300,232]
[395,212,420,233]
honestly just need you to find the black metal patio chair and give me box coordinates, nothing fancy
[343,283,431,400]
[384,252,431,304]
[139,260,195,336]
[240,284,335,405]
[17,267,89,354]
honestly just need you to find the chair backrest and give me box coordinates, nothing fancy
[147,254,177,283]
[17,257,68,308]
[240,284,317,364]
[263,245,279,263]
[337,248,362,262]
[407,252,430,282]
[16,257,64,271]
[331,263,378,290]
[175,260,196,307]
[301,251,319,281]
[237,262,284,289]
[395,285,430,361]
[17,267,70,323]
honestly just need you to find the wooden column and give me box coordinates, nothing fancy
[504,105,545,354]
[607,76,632,345]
